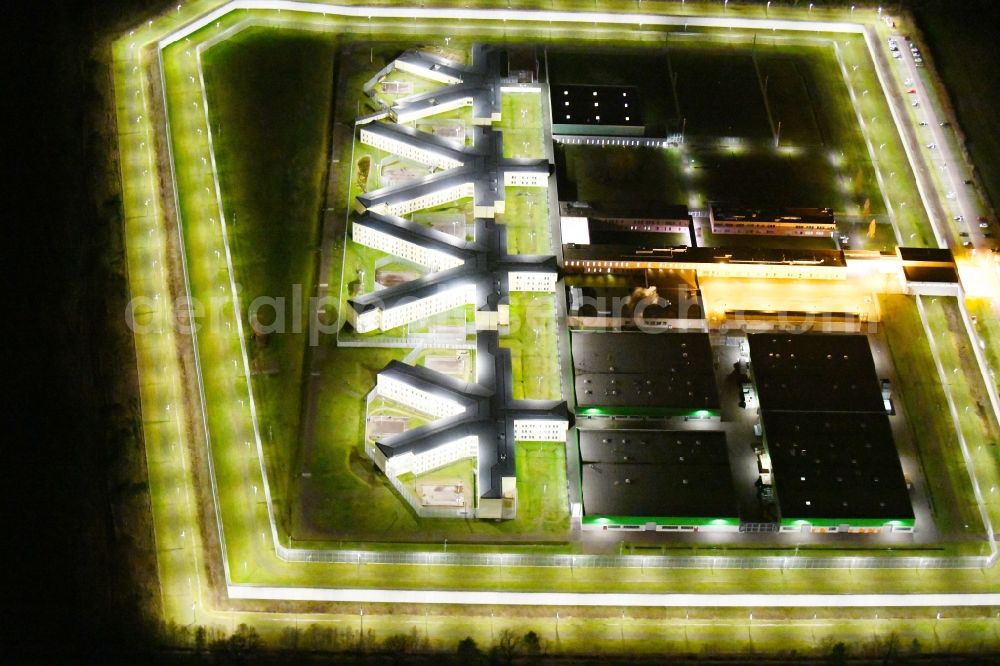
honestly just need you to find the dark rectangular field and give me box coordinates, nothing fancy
[670,49,770,139]
[554,144,686,208]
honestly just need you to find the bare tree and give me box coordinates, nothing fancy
[492,628,521,665]
[523,630,542,657]
[457,635,483,664]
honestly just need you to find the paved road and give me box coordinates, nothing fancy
[231,583,1000,607]
[883,29,995,252]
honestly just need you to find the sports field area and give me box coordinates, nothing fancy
[111,0,1000,656]
[494,91,547,160]
[503,293,563,402]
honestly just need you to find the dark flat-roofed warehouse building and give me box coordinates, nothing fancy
[750,333,885,413]
[708,206,836,238]
[747,333,914,533]
[551,84,644,136]
[761,412,912,529]
[562,243,849,281]
[571,331,720,417]
[579,429,739,531]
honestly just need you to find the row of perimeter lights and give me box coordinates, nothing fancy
[127,3,267,589]
[124,13,203,619]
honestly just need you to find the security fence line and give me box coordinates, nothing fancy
[275,543,995,570]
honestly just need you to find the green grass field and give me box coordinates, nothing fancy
[834,35,934,248]
[878,294,991,542]
[497,186,552,255]
[201,29,338,514]
[199,605,1000,658]
[921,296,1000,532]
[494,92,546,159]
[503,293,563,401]
[967,297,1000,399]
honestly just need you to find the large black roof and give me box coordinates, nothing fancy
[748,333,885,413]
[579,429,728,465]
[580,430,737,519]
[571,331,719,412]
[748,333,913,523]
[897,246,956,264]
[763,411,913,522]
[551,84,643,128]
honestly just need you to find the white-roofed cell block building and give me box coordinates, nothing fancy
[508,270,557,292]
[365,333,569,520]
[351,219,465,272]
[360,123,467,171]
